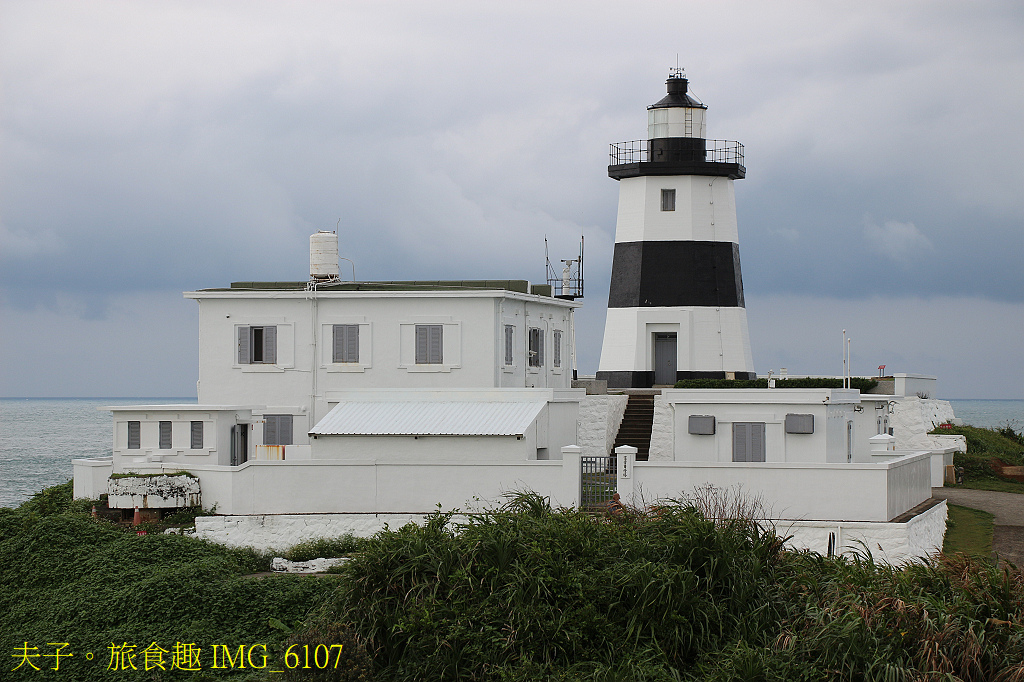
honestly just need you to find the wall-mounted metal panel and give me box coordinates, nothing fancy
[688,415,716,435]
[785,413,814,434]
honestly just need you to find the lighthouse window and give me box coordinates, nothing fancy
[528,327,544,367]
[332,324,360,363]
[661,188,676,211]
[415,324,443,364]
[237,325,277,364]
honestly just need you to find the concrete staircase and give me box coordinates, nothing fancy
[612,393,656,461]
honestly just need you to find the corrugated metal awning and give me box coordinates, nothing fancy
[310,401,545,436]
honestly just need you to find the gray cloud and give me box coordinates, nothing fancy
[1,1,1022,397]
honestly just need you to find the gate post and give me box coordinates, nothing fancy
[560,445,582,508]
[615,445,637,508]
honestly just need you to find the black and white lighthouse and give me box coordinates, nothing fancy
[596,70,755,388]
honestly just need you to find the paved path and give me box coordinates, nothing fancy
[932,487,1024,565]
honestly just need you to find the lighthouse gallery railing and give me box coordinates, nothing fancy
[609,139,744,166]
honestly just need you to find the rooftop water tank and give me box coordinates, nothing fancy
[310,231,340,280]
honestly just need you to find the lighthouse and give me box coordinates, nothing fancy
[596,70,755,388]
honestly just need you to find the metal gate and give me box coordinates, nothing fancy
[581,455,616,511]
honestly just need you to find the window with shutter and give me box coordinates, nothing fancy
[251,327,264,362]
[159,421,172,449]
[553,330,562,368]
[733,422,766,462]
[127,421,140,449]
[528,328,543,367]
[333,325,359,363]
[263,414,293,446]
[504,325,514,366]
[191,421,204,449]
[415,325,443,364]
[238,326,278,364]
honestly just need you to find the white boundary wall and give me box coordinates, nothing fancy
[616,448,932,523]
[777,501,947,565]
[77,448,584,516]
[194,502,946,561]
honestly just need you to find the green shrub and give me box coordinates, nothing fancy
[282,620,374,682]
[673,377,878,392]
[323,494,786,680]
[284,535,367,561]
[0,492,336,681]
[17,480,94,518]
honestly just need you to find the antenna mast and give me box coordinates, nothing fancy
[545,234,584,300]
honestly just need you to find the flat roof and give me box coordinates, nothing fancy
[213,280,547,295]
[310,400,546,437]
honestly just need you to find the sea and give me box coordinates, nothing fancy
[0,397,1021,510]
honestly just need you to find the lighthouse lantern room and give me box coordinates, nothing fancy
[596,69,756,388]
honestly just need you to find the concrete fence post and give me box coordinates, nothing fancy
[615,445,637,508]
[560,445,582,508]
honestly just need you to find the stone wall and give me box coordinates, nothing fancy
[576,395,628,457]
[195,513,438,551]
[648,395,674,461]
[891,398,959,451]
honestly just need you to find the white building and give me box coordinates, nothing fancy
[74,272,587,514]
[71,73,964,564]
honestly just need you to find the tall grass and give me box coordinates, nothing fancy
[322,492,785,680]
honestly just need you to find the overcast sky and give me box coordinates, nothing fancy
[2,1,1022,399]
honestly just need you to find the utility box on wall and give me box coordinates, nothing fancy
[785,413,814,434]
[688,415,716,435]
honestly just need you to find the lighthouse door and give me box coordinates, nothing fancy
[653,333,677,385]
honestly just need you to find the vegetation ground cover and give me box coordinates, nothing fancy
[6,424,1024,681]
[935,423,1024,494]
[943,504,995,557]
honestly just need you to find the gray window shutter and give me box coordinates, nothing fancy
[504,325,513,366]
[537,330,544,366]
[263,414,294,446]
[127,421,140,449]
[279,415,293,446]
[263,325,277,364]
[415,325,442,364]
[264,416,277,446]
[428,325,442,364]
[733,423,749,462]
[333,325,359,363]
[238,326,251,364]
[191,421,203,449]
[528,328,540,367]
[159,421,172,449]
[553,330,561,367]
[346,325,359,363]
[333,325,344,363]
[416,325,428,364]
[751,423,765,462]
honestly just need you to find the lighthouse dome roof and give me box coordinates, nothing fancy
[648,75,707,110]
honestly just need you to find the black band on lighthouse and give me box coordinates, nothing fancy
[607,241,745,308]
